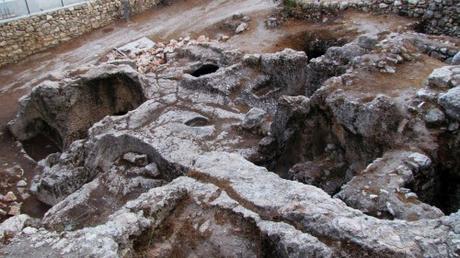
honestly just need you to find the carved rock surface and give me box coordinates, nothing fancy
[2,27,460,258]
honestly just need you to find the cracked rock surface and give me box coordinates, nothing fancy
[2,10,460,258]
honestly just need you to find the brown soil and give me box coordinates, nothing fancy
[347,55,444,99]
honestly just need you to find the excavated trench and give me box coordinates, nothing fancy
[12,71,146,159]
[248,30,460,217]
[264,103,460,217]
[280,30,352,60]
[13,36,460,224]
[131,197,277,258]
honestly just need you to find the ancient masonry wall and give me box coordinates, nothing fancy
[0,0,162,67]
[288,0,460,37]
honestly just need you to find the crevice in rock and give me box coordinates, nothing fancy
[186,170,397,257]
[431,170,460,215]
[427,132,460,214]
[189,64,220,77]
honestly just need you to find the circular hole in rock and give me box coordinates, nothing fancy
[276,30,352,60]
[190,64,220,77]
[21,120,62,161]
[184,117,210,127]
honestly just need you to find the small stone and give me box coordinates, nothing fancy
[198,220,210,234]
[383,66,396,73]
[416,88,438,101]
[448,122,459,131]
[424,108,446,125]
[379,189,389,194]
[439,86,460,121]
[428,66,457,89]
[16,180,27,188]
[8,205,21,216]
[143,163,160,178]
[242,108,267,130]
[452,52,460,65]
[122,152,149,166]
[369,194,379,200]
[6,165,24,178]
[265,17,279,29]
[232,13,244,20]
[4,192,17,202]
[197,35,207,42]
[21,193,31,200]
[405,192,418,199]
[22,227,38,235]
[235,23,248,34]
[357,35,378,50]
[241,16,251,22]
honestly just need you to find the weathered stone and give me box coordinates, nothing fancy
[235,22,248,34]
[439,86,460,121]
[427,66,459,89]
[8,64,147,148]
[452,52,460,65]
[424,108,446,125]
[0,214,32,240]
[122,152,149,166]
[3,32,460,257]
[241,108,267,130]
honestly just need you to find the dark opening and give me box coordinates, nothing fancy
[22,133,61,161]
[431,170,460,215]
[275,30,352,60]
[301,32,349,60]
[184,117,210,127]
[413,20,428,34]
[251,80,277,97]
[113,111,129,116]
[425,133,460,215]
[21,195,52,219]
[22,119,62,161]
[190,64,219,77]
[64,73,145,146]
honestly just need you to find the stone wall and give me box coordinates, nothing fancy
[0,0,163,67]
[286,0,460,37]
